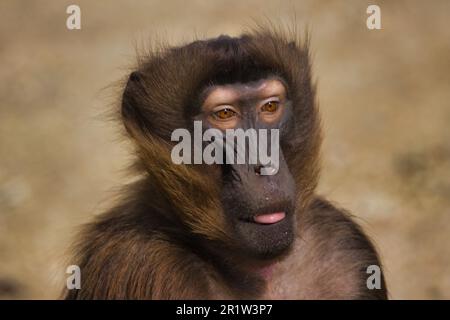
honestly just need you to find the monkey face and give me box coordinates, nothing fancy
[121,33,321,260]
[197,77,297,259]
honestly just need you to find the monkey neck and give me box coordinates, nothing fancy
[181,233,290,298]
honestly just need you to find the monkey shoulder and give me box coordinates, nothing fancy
[66,207,212,299]
[277,197,387,299]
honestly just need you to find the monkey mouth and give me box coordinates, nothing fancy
[237,201,292,225]
[253,212,286,224]
[239,211,287,225]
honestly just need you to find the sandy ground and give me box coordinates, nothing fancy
[0,0,449,299]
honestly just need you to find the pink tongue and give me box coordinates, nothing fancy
[253,212,286,224]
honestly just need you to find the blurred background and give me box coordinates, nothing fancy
[0,0,449,299]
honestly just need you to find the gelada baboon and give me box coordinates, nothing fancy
[65,27,387,299]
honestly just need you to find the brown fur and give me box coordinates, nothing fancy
[65,27,387,299]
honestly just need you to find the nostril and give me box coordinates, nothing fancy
[254,164,278,176]
[254,164,263,175]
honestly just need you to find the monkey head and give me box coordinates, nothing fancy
[121,29,321,261]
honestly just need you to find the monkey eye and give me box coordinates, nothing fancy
[213,107,237,120]
[261,101,279,113]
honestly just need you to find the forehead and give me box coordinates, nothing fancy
[202,78,287,106]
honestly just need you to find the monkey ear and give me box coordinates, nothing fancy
[122,71,141,113]
[128,70,141,83]
[121,71,147,135]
